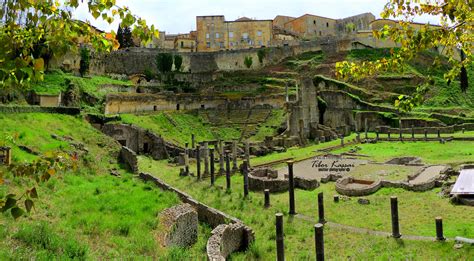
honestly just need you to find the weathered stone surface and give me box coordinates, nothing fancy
[248,168,288,192]
[120,146,138,173]
[207,223,255,261]
[158,203,198,248]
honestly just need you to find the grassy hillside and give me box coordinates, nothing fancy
[0,113,207,259]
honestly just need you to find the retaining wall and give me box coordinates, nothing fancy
[157,203,198,248]
[120,146,138,173]
[0,105,80,115]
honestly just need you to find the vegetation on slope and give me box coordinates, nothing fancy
[0,113,208,259]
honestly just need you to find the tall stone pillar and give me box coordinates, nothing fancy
[218,140,225,175]
[203,142,209,176]
[232,140,238,172]
[245,140,250,168]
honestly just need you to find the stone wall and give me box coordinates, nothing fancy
[207,223,255,261]
[0,105,80,115]
[335,177,382,196]
[158,203,198,248]
[102,123,181,160]
[104,92,286,115]
[120,146,138,173]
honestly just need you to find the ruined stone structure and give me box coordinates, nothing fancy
[157,203,198,248]
[0,147,11,166]
[119,146,139,173]
[206,223,255,260]
[102,123,182,160]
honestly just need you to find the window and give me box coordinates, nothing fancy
[206,42,211,48]
[229,32,234,38]
[242,33,249,39]
[257,31,262,36]
[216,33,220,39]
[313,20,316,25]
[206,33,210,39]
[219,42,224,48]
[181,41,184,48]
[326,22,329,27]
[258,40,262,46]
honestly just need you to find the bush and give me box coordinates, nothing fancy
[156,53,173,73]
[144,68,154,81]
[79,47,90,77]
[244,56,253,69]
[257,49,267,64]
[174,54,183,71]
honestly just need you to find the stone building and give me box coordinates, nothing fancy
[174,31,197,52]
[283,14,338,39]
[196,15,273,52]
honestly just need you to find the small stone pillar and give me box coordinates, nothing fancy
[203,142,209,176]
[364,118,368,139]
[356,132,360,143]
[225,150,231,190]
[411,125,415,139]
[245,140,250,168]
[340,135,344,147]
[218,140,225,175]
[5,147,11,166]
[318,192,326,224]
[232,140,238,173]
[435,217,445,241]
[314,223,325,261]
[210,148,215,186]
[399,127,403,141]
[391,196,401,238]
[191,134,195,149]
[243,161,249,198]
[437,128,441,139]
[264,189,270,208]
[388,130,391,140]
[334,195,339,203]
[315,137,320,145]
[276,213,285,261]
[287,161,296,215]
[376,131,379,141]
[462,128,465,134]
[320,136,325,143]
[424,129,428,141]
[184,143,190,175]
[196,145,201,180]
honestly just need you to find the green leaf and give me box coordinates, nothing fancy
[2,197,17,211]
[24,199,34,213]
[29,187,38,198]
[11,207,24,220]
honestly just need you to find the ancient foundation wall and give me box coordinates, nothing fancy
[158,203,198,248]
[120,146,139,173]
[207,223,255,261]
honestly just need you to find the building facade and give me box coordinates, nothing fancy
[196,16,273,52]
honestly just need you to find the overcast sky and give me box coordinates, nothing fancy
[72,0,440,34]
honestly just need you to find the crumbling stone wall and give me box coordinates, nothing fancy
[120,146,138,173]
[207,223,255,261]
[102,123,180,160]
[158,203,198,248]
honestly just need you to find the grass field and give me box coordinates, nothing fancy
[139,154,474,260]
[0,113,208,259]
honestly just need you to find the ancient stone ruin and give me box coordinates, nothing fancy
[206,223,255,261]
[0,147,11,165]
[157,203,198,248]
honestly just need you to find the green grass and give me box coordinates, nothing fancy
[32,70,132,99]
[0,113,208,259]
[139,154,474,260]
[119,112,242,146]
[249,109,286,142]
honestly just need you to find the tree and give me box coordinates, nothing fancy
[0,0,159,91]
[244,56,253,68]
[156,53,173,73]
[122,25,134,48]
[336,0,473,111]
[257,48,267,64]
[79,47,90,77]
[174,54,183,71]
[116,24,124,48]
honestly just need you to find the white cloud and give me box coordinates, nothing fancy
[71,0,441,33]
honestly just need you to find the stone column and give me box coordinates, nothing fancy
[314,223,324,261]
[232,140,238,173]
[437,128,441,138]
[388,130,391,140]
[318,192,325,224]
[196,145,201,180]
[391,196,401,238]
[356,133,360,143]
[184,143,190,175]
[376,131,379,141]
[203,142,209,176]
[5,147,11,166]
[210,148,215,186]
[424,129,428,141]
[435,217,445,241]
[191,134,195,149]
[462,128,465,134]
[243,161,249,198]
[276,213,285,261]
[364,118,368,139]
[245,140,250,168]
[225,151,231,190]
[264,189,270,208]
[288,161,296,215]
[218,140,225,175]
[411,125,415,140]
[340,135,344,147]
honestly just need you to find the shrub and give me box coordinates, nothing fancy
[174,54,183,71]
[257,48,267,64]
[79,47,90,77]
[144,68,154,81]
[156,53,173,73]
[244,56,253,69]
